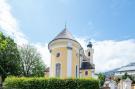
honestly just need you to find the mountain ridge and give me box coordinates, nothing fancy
[104,62,135,77]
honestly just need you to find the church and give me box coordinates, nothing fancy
[47,26,95,78]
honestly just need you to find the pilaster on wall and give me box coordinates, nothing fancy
[67,41,72,78]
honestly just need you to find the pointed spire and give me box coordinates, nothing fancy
[65,23,67,29]
[64,22,67,31]
[52,24,76,41]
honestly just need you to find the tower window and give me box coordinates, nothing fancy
[85,71,88,76]
[88,52,90,56]
[56,53,60,57]
[56,63,61,77]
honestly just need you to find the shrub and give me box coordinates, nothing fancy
[3,77,99,89]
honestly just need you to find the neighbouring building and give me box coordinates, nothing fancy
[44,67,50,77]
[47,26,95,78]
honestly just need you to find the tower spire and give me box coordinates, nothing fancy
[64,22,67,30]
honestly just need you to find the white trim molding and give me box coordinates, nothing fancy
[67,41,72,77]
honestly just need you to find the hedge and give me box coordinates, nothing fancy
[3,77,99,89]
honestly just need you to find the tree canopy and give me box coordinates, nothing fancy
[18,44,45,77]
[0,32,20,80]
[98,73,105,87]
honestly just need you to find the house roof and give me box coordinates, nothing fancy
[53,28,76,41]
[45,67,49,72]
[48,26,82,49]
[80,61,95,70]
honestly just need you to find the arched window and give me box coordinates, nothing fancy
[56,63,61,77]
[88,52,90,56]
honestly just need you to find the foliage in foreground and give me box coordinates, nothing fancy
[0,32,20,81]
[3,77,99,89]
[0,31,46,82]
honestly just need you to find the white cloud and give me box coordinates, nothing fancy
[77,37,135,73]
[0,0,28,45]
[34,43,50,67]
[0,0,49,66]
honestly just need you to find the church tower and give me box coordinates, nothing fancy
[85,42,94,64]
[48,26,82,78]
[80,42,95,78]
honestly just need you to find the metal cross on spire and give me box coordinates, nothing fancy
[64,22,67,30]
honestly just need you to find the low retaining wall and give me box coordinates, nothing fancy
[132,84,135,89]
[102,87,110,89]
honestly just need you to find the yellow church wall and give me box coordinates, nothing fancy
[51,47,67,78]
[80,69,92,78]
[72,48,79,78]
[49,39,82,79]
[50,53,55,77]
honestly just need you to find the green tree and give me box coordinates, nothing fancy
[18,44,45,77]
[98,73,105,87]
[122,72,129,79]
[122,72,135,83]
[0,32,20,81]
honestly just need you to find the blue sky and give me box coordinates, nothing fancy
[0,0,135,72]
[9,0,135,43]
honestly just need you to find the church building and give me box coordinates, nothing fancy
[47,26,95,78]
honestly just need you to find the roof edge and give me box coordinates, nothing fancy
[48,38,82,50]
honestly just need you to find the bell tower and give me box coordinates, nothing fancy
[85,42,94,63]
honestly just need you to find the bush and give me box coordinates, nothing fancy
[3,77,99,89]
